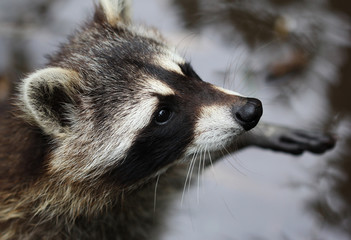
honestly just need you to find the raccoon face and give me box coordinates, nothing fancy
[19,0,262,187]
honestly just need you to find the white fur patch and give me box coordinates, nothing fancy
[187,104,244,155]
[143,78,175,96]
[154,51,185,75]
[212,85,245,97]
[83,96,159,174]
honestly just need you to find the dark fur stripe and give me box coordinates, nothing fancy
[106,94,195,185]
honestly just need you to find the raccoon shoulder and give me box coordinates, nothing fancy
[0,100,49,192]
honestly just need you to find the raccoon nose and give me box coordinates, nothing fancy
[232,98,263,131]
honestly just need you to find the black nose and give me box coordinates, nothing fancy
[232,98,263,131]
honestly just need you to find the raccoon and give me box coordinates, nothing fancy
[0,0,335,239]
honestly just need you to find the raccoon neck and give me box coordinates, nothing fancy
[1,141,186,240]
[2,169,186,240]
[0,103,50,192]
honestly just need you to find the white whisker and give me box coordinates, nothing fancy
[181,148,199,206]
[197,147,204,204]
[188,147,199,194]
[202,145,207,179]
[207,145,218,182]
[153,174,160,212]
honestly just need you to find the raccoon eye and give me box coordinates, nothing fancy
[154,108,173,125]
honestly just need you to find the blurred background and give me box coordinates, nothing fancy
[0,0,350,239]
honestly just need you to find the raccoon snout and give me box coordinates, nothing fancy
[232,98,263,131]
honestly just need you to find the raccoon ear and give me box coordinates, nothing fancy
[99,0,131,26]
[21,67,80,138]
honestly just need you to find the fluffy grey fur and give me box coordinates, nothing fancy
[0,0,335,239]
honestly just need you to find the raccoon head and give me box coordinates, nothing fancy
[19,0,262,188]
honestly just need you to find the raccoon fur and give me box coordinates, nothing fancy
[0,0,335,239]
